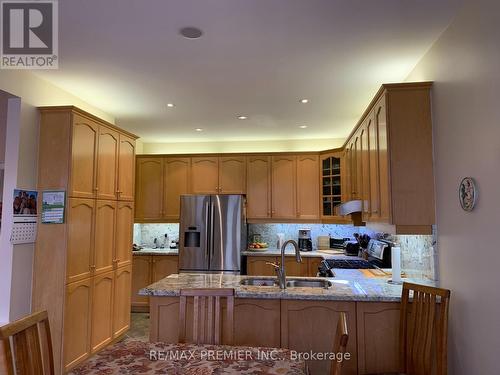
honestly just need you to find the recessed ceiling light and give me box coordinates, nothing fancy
[180,26,203,39]
[237,115,248,120]
[195,128,203,132]
[300,99,309,104]
[166,103,175,108]
[299,125,308,129]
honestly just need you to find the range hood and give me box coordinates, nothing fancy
[337,200,365,226]
[337,200,363,215]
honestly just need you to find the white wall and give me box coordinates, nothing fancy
[0,70,114,322]
[406,0,500,373]
[139,138,344,154]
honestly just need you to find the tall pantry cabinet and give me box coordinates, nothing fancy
[33,107,138,374]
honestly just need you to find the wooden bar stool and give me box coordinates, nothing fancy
[0,310,54,375]
[368,282,451,375]
[178,288,235,345]
[331,311,349,375]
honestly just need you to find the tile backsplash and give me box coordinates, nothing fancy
[134,222,437,280]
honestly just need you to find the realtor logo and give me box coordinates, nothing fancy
[1,0,58,69]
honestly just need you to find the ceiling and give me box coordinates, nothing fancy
[35,0,462,143]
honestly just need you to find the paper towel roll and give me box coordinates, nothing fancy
[391,246,402,284]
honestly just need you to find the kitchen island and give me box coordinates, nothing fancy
[140,271,434,375]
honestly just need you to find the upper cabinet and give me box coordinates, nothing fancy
[117,135,136,201]
[163,157,191,220]
[296,155,320,220]
[219,156,246,194]
[97,127,119,200]
[320,152,347,222]
[191,157,219,194]
[246,156,272,220]
[135,157,163,221]
[271,156,297,219]
[345,83,435,234]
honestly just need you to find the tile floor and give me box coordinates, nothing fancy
[124,313,149,342]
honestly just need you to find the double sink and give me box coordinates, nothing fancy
[240,277,332,289]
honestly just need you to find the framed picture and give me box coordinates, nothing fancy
[459,177,477,212]
[41,191,66,224]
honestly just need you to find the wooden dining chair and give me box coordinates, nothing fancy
[178,288,235,345]
[331,312,349,375]
[368,282,451,375]
[0,310,54,375]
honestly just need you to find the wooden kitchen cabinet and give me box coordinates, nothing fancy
[131,255,179,312]
[356,302,400,374]
[191,156,219,194]
[117,134,136,201]
[113,266,132,337]
[97,126,119,200]
[281,300,358,375]
[131,256,152,311]
[246,155,272,220]
[219,156,246,194]
[69,114,99,199]
[246,256,277,276]
[35,106,138,373]
[135,157,163,221]
[271,156,296,219]
[320,151,348,222]
[94,200,116,275]
[351,83,435,233]
[284,257,309,277]
[66,198,95,284]
[63,278,92,371]
[234,299,281,348]
[152,256,179,282]
[115,201,134,268]
[163,157,190,220]
[308,257,323,276]
[91,271,114,353]
[296,154,320,220]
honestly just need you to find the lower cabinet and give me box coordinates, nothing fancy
[281,300,358,375]
[91,271,114,353]
[113,266,132,337]
[356,302,400,374]
[64,278,92,371]
[63,265,132,372]
[246,256,323,277]
[149,297,401,375]
[131,255,179,312]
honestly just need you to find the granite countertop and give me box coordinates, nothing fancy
[139,271,435,302]
[133,248,179,256]
[242,248,350,259]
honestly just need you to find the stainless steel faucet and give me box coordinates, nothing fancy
[267,239,302,289]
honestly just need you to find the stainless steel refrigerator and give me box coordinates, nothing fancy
[179,195,246,273]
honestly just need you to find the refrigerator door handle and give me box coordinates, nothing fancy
[205,200,211,267]
[209,199,216,264]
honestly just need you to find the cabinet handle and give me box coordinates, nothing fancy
[93,187,99,192]
[90,265,96,270]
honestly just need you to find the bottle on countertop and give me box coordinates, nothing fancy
[163,233,169,249]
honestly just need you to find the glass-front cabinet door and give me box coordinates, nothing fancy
[320,152,348,222]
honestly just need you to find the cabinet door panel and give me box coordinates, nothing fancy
[247,256,277,276]
[307,257,323,277]
[375,96,391,221]
[234,299,281,348]
[152,256,178,282]
[284,258,308,277]
[368,112,381,220]
[281,300,358,375]
[115,201,134,268]
[64,279,92,371]
[135,158,163,220]
[91,272,114,352]
[360,125,370,219]
[191,157,219,194]
[94,200,116,275]
[219,156,246,194]
[297,155,319,220]
[117,135,136,201]
[246,156,271,219]
[66,199,95,284]
[97,127,119,200]
[357,302,400,374]
[164,158,190,220]
[271,156,296,219]
[131,256,151,309]
[113,266,132,337]
[70,114,98,198]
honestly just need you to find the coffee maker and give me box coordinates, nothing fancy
[298,229,312,252]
